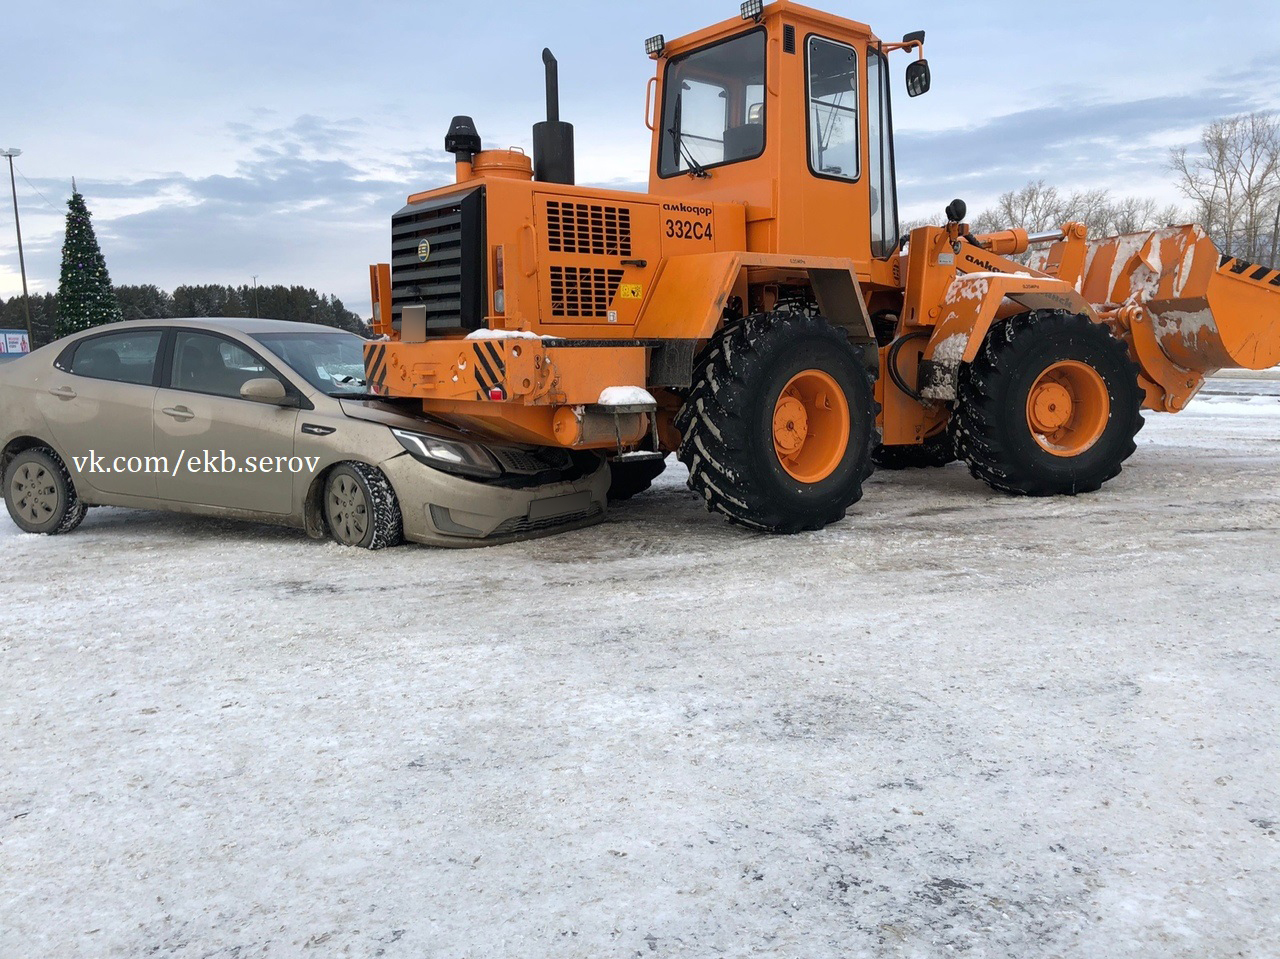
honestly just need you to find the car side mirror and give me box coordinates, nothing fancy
[240,377,293,406]
[906,59,931,97]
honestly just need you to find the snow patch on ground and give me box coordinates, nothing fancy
[1,377,1277,958]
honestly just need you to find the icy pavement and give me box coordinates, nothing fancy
[2,381,1277,958]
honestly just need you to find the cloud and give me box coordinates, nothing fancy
[896,62,1280,216]
[0,116,461,310]
[5,52,1279,309]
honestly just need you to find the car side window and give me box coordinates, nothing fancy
[68,330,163,385]
[171,331,276,399]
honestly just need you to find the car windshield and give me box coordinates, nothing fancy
[251,331,369,395]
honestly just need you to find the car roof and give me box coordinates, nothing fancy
[77,317,360,336]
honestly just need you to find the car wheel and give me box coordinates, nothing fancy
[323,462,403,549]
[4,447,88,535]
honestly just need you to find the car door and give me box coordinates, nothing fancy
[39,327,164,499]
[152,330,300,514]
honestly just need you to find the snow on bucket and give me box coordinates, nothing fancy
[1082,225,1280,372]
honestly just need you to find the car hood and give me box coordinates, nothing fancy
[337,398,481,443]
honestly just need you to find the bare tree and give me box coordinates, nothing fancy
[1106,196,1173,236]
[901,183,1183,249]
[968,181,1182,239]
[1170,111,1280,267]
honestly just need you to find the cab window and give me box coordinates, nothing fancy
[171,331,275,399]
[67,330,162,385]
[658,30,766,177]
[807,36,860,181]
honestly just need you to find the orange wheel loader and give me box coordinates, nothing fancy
[365,1,1280,537]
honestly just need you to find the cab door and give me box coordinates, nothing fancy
[799,33,877,263]
[38,327,164,499]
[152,329,300,514]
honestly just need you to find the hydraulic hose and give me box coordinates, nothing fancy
[887,330,932,402]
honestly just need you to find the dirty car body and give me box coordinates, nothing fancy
[0,318,607,546]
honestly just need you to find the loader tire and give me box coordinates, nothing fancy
[953,310,1144,496]
[607,457,667,501]
[872,421,957,470]
[675,311,876,533]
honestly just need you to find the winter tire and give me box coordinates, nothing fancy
[4,447,88,535]
[324,462,403,549]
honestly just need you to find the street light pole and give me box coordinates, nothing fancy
[1,149,33,346]
[251,274,259,317]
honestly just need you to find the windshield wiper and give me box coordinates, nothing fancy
[670,91,709,179]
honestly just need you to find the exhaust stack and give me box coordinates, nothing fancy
[533,48,575,185]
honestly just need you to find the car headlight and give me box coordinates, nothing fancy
[391,428,502,478]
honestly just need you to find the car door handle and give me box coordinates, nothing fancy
[49,386,77,400]
[162,406,195,421]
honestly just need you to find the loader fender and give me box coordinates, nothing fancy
[919,273,1092,401]
[635,251,875,344]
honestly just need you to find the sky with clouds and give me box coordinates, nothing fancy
[4,0,1279,316]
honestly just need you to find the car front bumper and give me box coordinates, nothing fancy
[381,452,609,547]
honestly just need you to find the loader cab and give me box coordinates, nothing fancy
[647,1,908,265]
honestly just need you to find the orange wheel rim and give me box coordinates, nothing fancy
[772,369,850,482]
[1025,360,1110,457]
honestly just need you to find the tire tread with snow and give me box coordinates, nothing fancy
[323,461,403,549]
[675,311,876,533]
[953,310,1144,496]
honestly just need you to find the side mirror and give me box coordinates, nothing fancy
[906,59,931,97]
[240,377,292,406]
[747,102,763,125]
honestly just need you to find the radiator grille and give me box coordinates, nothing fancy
[549,266,625,318]
[390,188,484,331]
[545,201,633,256]
[490,505,604,538]
[491,446,574,474]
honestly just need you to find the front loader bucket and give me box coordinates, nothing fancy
[1081,225,1280,373]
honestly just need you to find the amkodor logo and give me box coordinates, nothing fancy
[417,239,431,262]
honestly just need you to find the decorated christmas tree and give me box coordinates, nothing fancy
[55,189,123,337]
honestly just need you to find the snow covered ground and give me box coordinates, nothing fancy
[2,379,1278,958]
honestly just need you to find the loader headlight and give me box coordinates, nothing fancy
[740,0,763,21]
[391,428,502,478]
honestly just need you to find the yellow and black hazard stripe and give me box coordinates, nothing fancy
[472,341,506,399]
[1220,254,1280,287]
[366,343,388,392]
